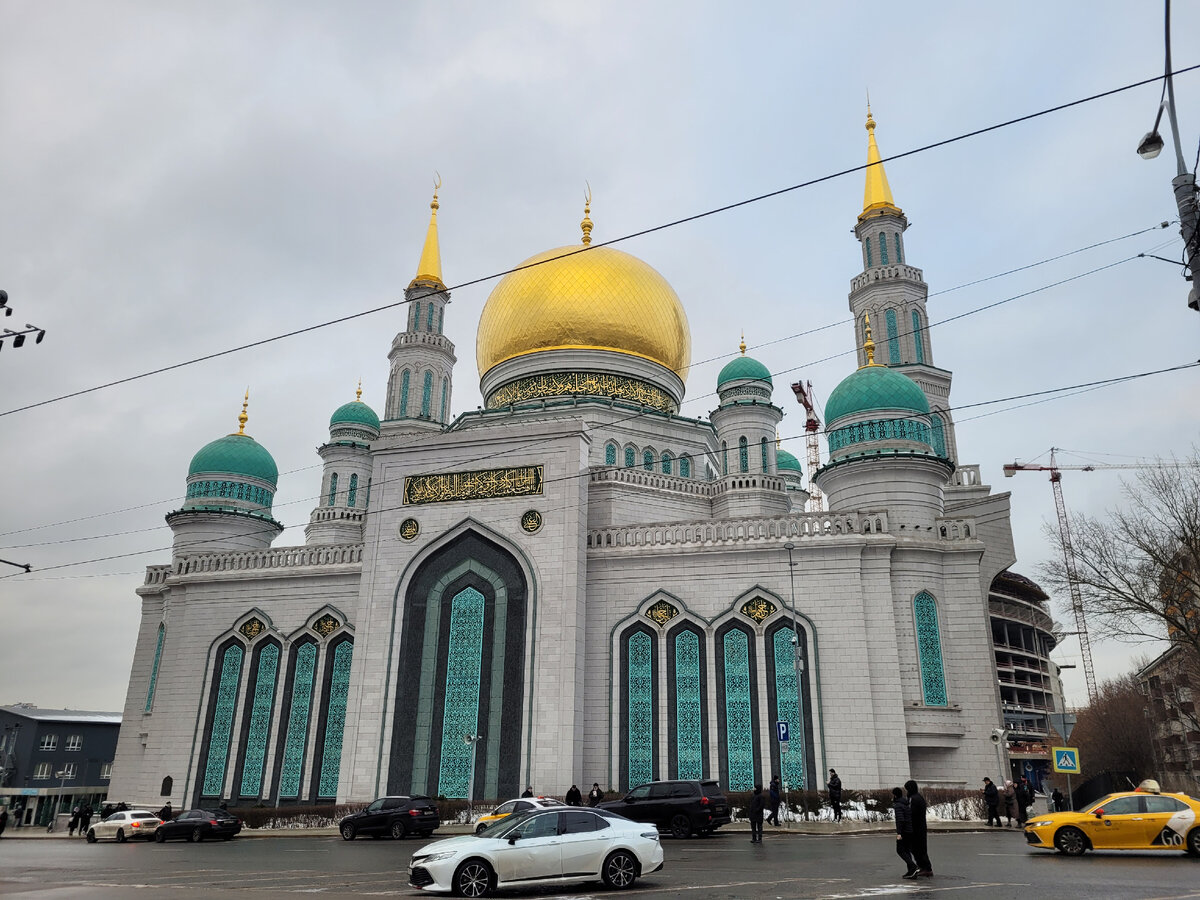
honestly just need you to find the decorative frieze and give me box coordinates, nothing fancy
[488,372,675,413]
[403,465,544,505]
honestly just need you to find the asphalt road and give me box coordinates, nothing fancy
[1,828,1199,899]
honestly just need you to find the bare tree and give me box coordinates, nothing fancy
[1072,675,1156,782]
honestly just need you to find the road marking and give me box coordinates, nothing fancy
[817,884,1032,899]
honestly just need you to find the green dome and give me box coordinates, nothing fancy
[777,449,803,473]
[330,400,380,431]
[824,365,929,424]
[717,355,772,387]
[187,433,278,485]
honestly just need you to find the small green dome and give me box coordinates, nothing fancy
[824,365,929,424]
[777,449,803,473]
[330,400,380,431]
[718,355,772,387]
[188,433,278,485]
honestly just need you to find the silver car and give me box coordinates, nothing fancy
[86,809,162,843]
[408,807,662,897]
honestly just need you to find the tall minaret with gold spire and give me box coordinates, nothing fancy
[384,180,458,429]
[849,108,958,464]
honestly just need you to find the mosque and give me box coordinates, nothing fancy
[110,113,1024,808]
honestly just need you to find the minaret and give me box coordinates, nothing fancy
[306,382,380,545]
[384,180,457,430]
[849,108,958,464]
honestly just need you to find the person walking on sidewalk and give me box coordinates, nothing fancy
[766,775,781,826]
[892,787,917,879]
[982,777,1002,826]
[1002,780,1018,826]
[748,785,765,843]
[79,804,93,838]
[905,780,933,878]
[827,769,843,822]
[1015,777,1033,826]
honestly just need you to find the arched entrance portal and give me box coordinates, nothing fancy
[389,531,529,801]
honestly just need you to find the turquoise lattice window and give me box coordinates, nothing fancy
[679,456,691,478]
[365,478,371,509]
[317,640,353,797]
[865,236,873,267]
[437,587,485,798]
[426,303,435,331]
[624,446,635,468]
[674,631,702,780]
[895,232,903,264]
[400,370,410,417]
[661,452,672,475]
[278,643,317,799]
[328,473,337,507]
[912,311,925,363]
[723,629,754,791]
[913,592,948,706]
[240,643,280,797]
[738,437,749,473]
[880,232,890,265]
[627,631,654,786]
[886,308,900,364]
[441,377,448,423]
[347,474,358,508]
[773,627,805,789]
[761,437,768,472]
[827,418,932,453]
[930,414,946,457]
[421,371,433,417]
[145,623,165,713]
[643,449,654,471]
[202,643,244,796]
[437,307,444,334]
[605,443,617,466]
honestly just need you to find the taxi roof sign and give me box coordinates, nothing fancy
[1051,746,1080,774]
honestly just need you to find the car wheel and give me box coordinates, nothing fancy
[189,827,204,843]
[1054,826,1087,856]
[602,850,638,889]
[1187,826,1200,858]
[670,814,691,839]
[116,829,126,843]
[453,858,493,898]
[86,829,97,844]
[154,830,166,843]
[390,821,407,840]
[340,823,356,841]
[475,822,488,835]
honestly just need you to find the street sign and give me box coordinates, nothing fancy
[780,741,790,754]
[1048,713,1077,744]
[776,721,790,742]
[1051,746,1081,774]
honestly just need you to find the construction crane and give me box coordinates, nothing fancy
[790,380,824,512]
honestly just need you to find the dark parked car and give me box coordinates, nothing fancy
[339,795,440,840]
[154,808,243,842]
[599,779,731,837]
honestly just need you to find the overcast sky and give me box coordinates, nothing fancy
[2,1,1198,713]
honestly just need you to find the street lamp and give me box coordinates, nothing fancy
[782,542,807,821]
[49,769,68,832]
[463,734,484,823]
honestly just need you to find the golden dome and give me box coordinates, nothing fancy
[476,245,691,377]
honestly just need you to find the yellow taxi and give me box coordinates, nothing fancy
[1024,780,1200,857]
[473,796,565,834]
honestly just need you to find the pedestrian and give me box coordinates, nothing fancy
[521,786,534,798]
[158,801,173,822]
[565,785,582,806]
[766,775,781,826]
[892,787,917,879]
[827,769,843,822]
[68,805,80,836]
[0,807,8,838]
[982,777,1001,826]
[80,804,93,838]
[748,784,765,843]
[587,783,603,806]
[1002,780,1017,826]
[1016,777,1032,826]
[904,780,932,878]
[1051,787,1065,812]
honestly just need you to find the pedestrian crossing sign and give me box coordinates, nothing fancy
[1051,746,1080,774]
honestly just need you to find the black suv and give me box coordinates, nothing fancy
[599,779,731,837]
[339,795,440,840]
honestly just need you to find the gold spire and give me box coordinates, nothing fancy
[739,332,747,355]
[355,379,362,402]
[581,182,593,246]
[409,174,445,290]
[236,388,250,435]
[862,314,877,367]
[860,106,903,221]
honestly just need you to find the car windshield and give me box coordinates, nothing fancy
[1083,794,1118,813]
[481,809,544,839]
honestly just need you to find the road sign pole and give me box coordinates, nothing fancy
[1066,773,1073,812]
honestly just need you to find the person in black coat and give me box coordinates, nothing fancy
[748,784,765,843]
[827,769,843,822]
[587,783,603,806]
[1051,787,1065,812]
[767,775,781,826]
[905,780,932,877]
[521,787,534,798]
[892,787,917,878]
[982,777,1001,826]
[564,785,582,806]
[1015,777,1033,826]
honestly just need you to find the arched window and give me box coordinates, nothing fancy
[317,639,354,798]
[421,371,433,417]
[160,776,173,797]
[772,625,806,789]
[880,231,890,265]
[738,437,749,473]
[643,449,654,471]
[437,588,485,797]
[624,446,636,468]
[277,642,318,799]
[365,478,371,509]
[426,303,435,331]
[722,441,728,475]
[912,310,925,364]
[721,628,755,791]
[673,629,703,780]
[440,377,449,423]
[885,308,900,365]
[679,455,691,478]
[145,623,165,713]
[347,474,358,508]
[239,642,280,798]
[913,592,948,706]
[930,414,946,457]
[201,642,245,797]
[408,303,417,331]
[761,437,769,472]
[626,630,655,787]
[605,443,617,466]
[661,452,672,475]
[399,370,410,417]
[327,473,338,507]
[894,232,903,264]
[865,236,873,267]
[437,307,444,334]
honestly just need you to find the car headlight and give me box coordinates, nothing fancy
[1029,820,1053,828]
[413,851,458,864]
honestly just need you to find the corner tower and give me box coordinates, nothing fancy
[306,384,379,545]
[850,108,958,463]
[384,183,457,430]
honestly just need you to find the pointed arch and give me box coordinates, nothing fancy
[716,622,757,791]
[642,448,655,471]
[274,638,318,801]
[197,638,246,802]
[233,638,281,799]
[666,621,707,780]
[894,232,903,264]
[400,370,410,417]
[327,473,338,507]
[912,309,925,363]
[880,231,890,265]
[421,370,433,418]
[679,454,692,478]
[885,308,900,365]
[930,413,947,457]
[738,436,749,473]
[620,623,657,788]
[313,635,354,798]
[347,474,358,508]
[605,442,618,466]
[865,236,873,267]
[145,622,166,713]
[440,376,449,423]
[913,591,948,706]
[623,445,636,468]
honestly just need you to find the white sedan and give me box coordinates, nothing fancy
[86,809,162,843]
[409,807,662,897]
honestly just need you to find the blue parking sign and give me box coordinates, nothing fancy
[776,721,790,742]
